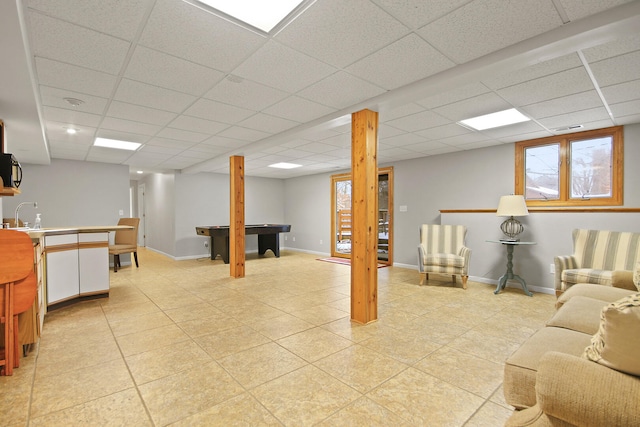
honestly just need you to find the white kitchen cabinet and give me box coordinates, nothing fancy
[78,232,109,295]
[45,234,79,305]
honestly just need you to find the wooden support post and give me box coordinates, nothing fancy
[350,109,378,324]
[230,155,245,278]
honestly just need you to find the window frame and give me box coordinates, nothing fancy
[515,126,623,207]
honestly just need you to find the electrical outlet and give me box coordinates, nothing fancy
[204,241,209,248]
[119,209,124,216]
[549,263,555,274]
[319,239,323,244]
[292,237,296,242]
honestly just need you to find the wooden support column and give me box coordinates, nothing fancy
[350,109,378,324]
[230,155,245,278]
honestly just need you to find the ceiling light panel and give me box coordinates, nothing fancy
[188,0,306,32]
[458,108,531,131]
[94,137,141,151]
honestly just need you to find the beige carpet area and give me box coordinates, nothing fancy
[0,248,556,426]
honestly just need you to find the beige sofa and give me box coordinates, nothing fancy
[503,283,640,426]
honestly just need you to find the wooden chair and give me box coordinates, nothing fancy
[109,218,140,272]
[0,229,36,375]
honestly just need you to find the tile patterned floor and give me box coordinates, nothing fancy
[0,248,557,426]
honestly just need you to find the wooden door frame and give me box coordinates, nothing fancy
[330,166,393,265]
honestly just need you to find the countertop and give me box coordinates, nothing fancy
[24,225,133,239]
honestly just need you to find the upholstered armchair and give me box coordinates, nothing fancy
[417,224,471,289]
[554,229,640,296]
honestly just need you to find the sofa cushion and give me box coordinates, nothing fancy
[634,261,640,291]
[555,283,635,310]
[424,253,464,268]
[612,270,636,291]
[561,268,612,287]
[583,293,640,376]
[504,327,592,409]
[546,296,608,335]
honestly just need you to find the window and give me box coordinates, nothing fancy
[515,126,623,207]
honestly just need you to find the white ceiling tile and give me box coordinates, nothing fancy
[615,113,640,125]
[497,130,553,143]
[49,148,87,161]
[296,142,341,154]
[263,96,337,123]
[217,126,271,142]
[156,128,209,143]
[346,34,455,90]
[44,121,95,145]
[85,146,134,163]
[416,123,472,140]
[378,124,406,139]
[380,132,426,146]
[600,80,640,104]
[35,58,117,98]
[317,134,351,148]
[202,135,251,149]
[114,79,196,113]
[238,113,299,134]
[233,41,337,93]
[107,101,177,126]
[28,12,130,75]
[417,0,563,64]
[140,144,184,156]
[138,0,265,71]
[557,0,634,21]
[125,151,173,167]
[537,107,612,129]
[402,140,451,153]
[26,0,153,40]
[184,99,255,124]
[481,53,582,90]
[589,50,640,87]
[437,132,491,146]
[497,67,594,106]
[101,117,161,136]
[204,77,289,111]
[520,91,604,119]
[186,144,229,155]
[275,0,409,68]
[43,106,102,127]
[433,92,512,122]
[40,86,108,115]
[371,0,473,30]
[610,99,640,118]
[168,116,230,135]
[480,120,546,138]
[298,72,385,109]
[145,137,196,151]
[125,46,225,96]
[385,110,450,132]
[421,145,461,156]
[416,83,491,109]
[582,33,640,62]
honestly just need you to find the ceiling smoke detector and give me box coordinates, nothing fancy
[64,97,84,107]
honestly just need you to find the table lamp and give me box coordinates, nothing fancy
[496,195,529,241]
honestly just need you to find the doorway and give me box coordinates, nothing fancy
[330,166,393,265]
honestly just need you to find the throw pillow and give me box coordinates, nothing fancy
[583,293,640,376]
[612,270,636,291]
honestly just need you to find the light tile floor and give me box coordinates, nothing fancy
[1,248,557,426]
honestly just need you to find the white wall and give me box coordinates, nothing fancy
[143,171,286,259]
[2,159,130,227]
[283,123,640,292]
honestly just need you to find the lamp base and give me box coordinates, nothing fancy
[500,216,524,241]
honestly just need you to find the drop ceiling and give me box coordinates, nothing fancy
[1,0,640,179]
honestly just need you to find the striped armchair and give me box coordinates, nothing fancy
[554,229,640,296]
[417,224,471,289]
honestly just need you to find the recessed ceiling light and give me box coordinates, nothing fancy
[65,127,77,134]
[136,170,144,174]
[269,162,302,169]
[458,108,530,131]
[187,0,307,32]
[94,137,141,151]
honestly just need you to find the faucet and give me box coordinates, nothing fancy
[15,201,37,228]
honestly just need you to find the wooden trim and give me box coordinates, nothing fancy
[515,126,624,207]
[78,242,108,249]
[43,243,79,253]
[441,208,640,213]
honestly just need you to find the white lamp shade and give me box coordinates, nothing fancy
[496,195,529,217]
